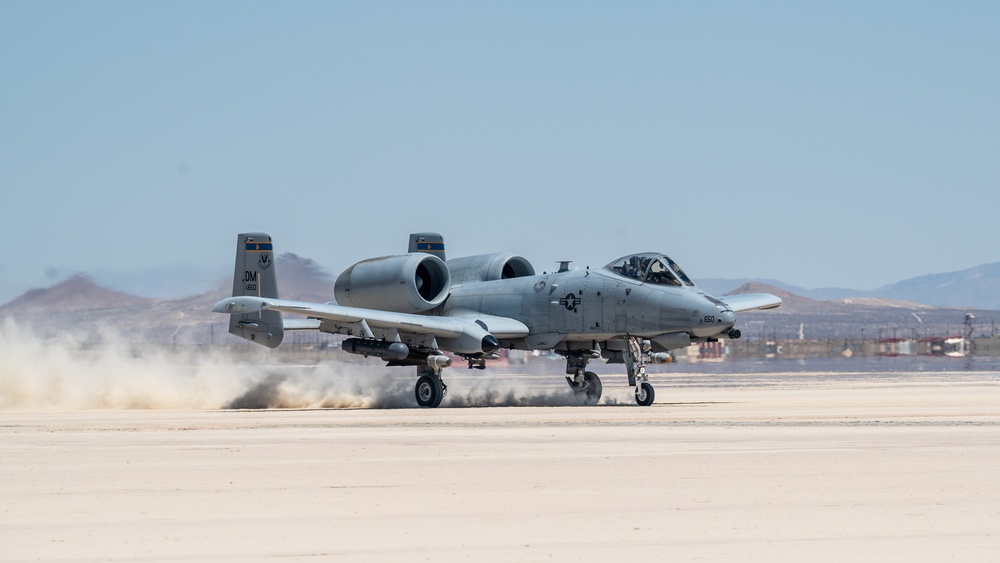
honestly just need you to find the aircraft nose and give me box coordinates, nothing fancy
[701,296,735,328]
[481,335,501,354]
[721,309,735,325]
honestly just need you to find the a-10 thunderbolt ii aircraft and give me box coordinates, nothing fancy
[213,232,781,407]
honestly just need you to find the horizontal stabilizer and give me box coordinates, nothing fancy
[718,293,782,313]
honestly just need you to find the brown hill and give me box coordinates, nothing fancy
[0,275,155,315]
[0,254,339,344]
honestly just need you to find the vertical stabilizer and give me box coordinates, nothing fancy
[408,232,446,261]
[229,232,284,348]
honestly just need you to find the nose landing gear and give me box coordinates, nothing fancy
[625,336,664,406]
[634,381,655,407]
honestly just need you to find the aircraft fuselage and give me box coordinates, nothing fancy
[443,266,735,351]
[214,233,780,407]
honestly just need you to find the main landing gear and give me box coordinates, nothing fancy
[414,354,451,408]
[562,351,603,405]
[560,338,665,406]
[413,340,665,408]
[414,372,445,408]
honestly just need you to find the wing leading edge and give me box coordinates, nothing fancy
[717,293,782,313]
[212,296,529,352]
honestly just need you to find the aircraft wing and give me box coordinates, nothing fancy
[441,308,534,339]
[212,296,530,340]
[718,293,782,313]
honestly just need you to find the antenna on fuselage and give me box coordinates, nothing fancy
[556,261,572,273]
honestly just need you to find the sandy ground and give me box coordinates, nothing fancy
[2,374,999,562]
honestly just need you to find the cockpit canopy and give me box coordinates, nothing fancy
[605,253,695,287]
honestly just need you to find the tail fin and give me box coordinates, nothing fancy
[408,232,446,261]
[228,232,284,348]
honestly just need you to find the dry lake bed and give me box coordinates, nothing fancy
[2,369,999,562]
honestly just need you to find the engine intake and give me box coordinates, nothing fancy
[335,253,450,313]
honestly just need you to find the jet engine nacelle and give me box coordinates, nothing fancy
[334,253,450,313]
[447,253,536,285]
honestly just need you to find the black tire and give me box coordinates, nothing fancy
[582,371,602,405]
[635,381,655,406]
[415,374,444,408]
[567,371,602,405]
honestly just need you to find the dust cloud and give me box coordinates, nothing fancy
[232,367,637,409]
[0,320,617,410]
[220,367,604,409]
[440,377,611,408]
[224,366,416,410]
[0,319,245,409]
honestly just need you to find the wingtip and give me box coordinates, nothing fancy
[211,299,237,314]
[211,296,267,314]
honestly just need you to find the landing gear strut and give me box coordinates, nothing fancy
[625,337,660,406]
[562,351,603,405]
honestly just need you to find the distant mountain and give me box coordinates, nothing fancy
[871,262,1000,310]
[726,282,994,340]
[89,265,224,299]
[0,254,339,344]
[0,275,155,315]
[700,278,814,299]
[724,281,927,310]
[725,282,818,309]
[701,261,1000,311]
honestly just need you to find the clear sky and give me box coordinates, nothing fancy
[2,1,998,302]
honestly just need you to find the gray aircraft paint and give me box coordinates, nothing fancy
[213,232,781,407]
[443,267,729,348]
[227,233,284,348]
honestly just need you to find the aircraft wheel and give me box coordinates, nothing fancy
[635,381,655,406]
[567,371,602,405]
[415,374,444,408]
[582,371,602,405]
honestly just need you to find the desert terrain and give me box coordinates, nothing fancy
[2,364,998,562]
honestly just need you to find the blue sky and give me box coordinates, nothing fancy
[2,1,998,301]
